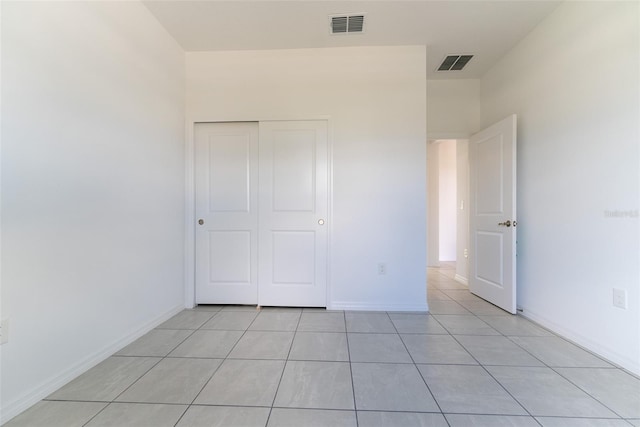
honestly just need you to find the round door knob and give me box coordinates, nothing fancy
[318,219,325,225]
[198,219,204,225]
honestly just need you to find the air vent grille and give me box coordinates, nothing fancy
[347,15,364,32]
[330,14,365,34]
[438,55,474,71]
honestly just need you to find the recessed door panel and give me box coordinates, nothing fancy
[273,130,315,212]
[208,231,251,283]
[272,231,315,285]
[475,231,503,288]
[476,135,504,215]
[208,134,250,213]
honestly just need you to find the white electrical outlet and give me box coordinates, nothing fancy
[377,263,386,275]
[613,288,627,309]
[0,318,9,345]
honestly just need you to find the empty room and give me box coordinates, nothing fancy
[1,1,639,426]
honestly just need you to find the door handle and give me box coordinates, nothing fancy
[318,219,325,225]
[198,219,204,225]
[498,220,512,227]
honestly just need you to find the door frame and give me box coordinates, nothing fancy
[184,115,333,308]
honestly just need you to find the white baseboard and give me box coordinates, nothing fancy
[454,274,468,286]
[0,304,185,425]
[328,301,429,312]
[521,307,640,377]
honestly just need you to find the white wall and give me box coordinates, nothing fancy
[427,79,481,140]
[455,140,469,283]
[438,140,457,261]
[1,2,186,422]
[427,142,440,268]
[186,46,427,311]
[481,1,639,374]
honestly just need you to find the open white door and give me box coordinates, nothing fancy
[258,121,328,307]
[469,115,517,314]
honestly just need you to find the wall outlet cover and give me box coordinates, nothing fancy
[613,288,627,310]
[377,263,386,275]
[0,318,10,345]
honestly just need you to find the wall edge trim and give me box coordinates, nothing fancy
[0,304,185,424]
[454,274,469,286]
[521,307,640,376]
[328,301,429,312]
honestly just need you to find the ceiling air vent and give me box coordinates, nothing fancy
[438,55,474,71]
[330,14,365,34]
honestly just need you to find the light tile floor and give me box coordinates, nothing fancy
[7,266,640,426]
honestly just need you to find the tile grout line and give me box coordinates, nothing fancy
[19,295,638,426]
[547,366,629,420]
[111,322,210,403]
[433,280,637,423]
[263,309,303,427]
[172,310,224,426]
[432,286,542,425]
[387,311,451,427]
[173,308,251,426]
[499,326,630,419]
[434,280,635,424]
[80,309,220,426]
[452,307,550,368]
[514,312,625,370]
[182,309,260,427]
[435,277,623,368]
[79,402,110,427]
[343,311,359,427]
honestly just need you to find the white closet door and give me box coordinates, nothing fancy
[195,122,258,304]
[258,121,328,307]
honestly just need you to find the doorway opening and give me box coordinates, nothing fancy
[427,139,470,288]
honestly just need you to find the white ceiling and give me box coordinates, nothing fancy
[143,0,560,79]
